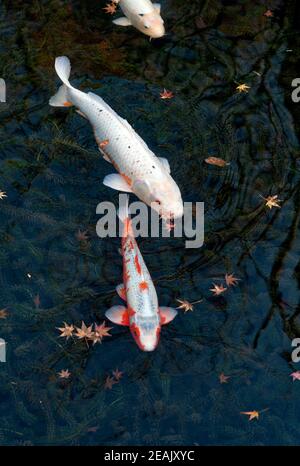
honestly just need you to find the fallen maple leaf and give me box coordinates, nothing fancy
[160,89,174,99]
[74,321,94,340]
[262,195,282,210]
[241,408,269,421]
[219,373,230,384]
[264,9,273,17]
[76,229,89,242]
[58,369,71,379]
[205,157,229,167]
[236,83,251,93]
[176,298,202,313]
[112,368,123,381]
[94,322,112,340]
[104,375,117,390]
[210,284,227,296]
[225,273,241,287]
[290,371,300,381]
[177,299,194,313]
[241,410,259,421]
[103,2,117,14]
[0,308,8,319]
[57,322,74,340]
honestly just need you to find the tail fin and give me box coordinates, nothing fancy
[49,56,73,108]
[55,56,71,86]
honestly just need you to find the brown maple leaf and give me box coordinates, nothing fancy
[112,368,123,381]
[76,229,89,242]
[57,322,74,340]
[58,369,71,379]
[74,321,94,340]
[176,298,202,313]
[262,195,282,210]
[225,273,241,287]
[103,2,117,14]
[160,89,174,99]
[104,375,117,390]
[94,322,112,340]
[205,157,230,167]
[241,408,269,421]
[219,373,230,384]
[264,9,273,17]
[210,283,227,296]
[236,83,251,93]
[0,308,8,319]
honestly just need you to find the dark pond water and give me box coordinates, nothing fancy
[0,0,300,446]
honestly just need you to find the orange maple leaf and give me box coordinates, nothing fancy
[160,89,174,99]
[103,2,117,14]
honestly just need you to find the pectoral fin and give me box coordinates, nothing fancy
[113,17,132,26]
[76,109,87,119]
[103,174,132,192]
[158,157,171,173]
[153,3,161,13]
[99,150,112,163]
[105,305,129,326]
[159,307,178,325]
[116,284,127,301]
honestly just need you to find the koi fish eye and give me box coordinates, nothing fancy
[144,25,150,29]
[139,13,144,17]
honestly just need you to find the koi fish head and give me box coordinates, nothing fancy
[137,11,165,39]
[134,179,184,220]
[130,321,161,352]
[151,182,184,220]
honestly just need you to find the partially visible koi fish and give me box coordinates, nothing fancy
[105,195,177,351]
[113,0,165,39]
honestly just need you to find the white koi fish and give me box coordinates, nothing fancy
[49,56,183,220]
[105,195,178,351]
[113,0,165,39]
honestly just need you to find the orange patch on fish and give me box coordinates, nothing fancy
[121,173,132,187]
[121,311,129,326]
[134,255,142,275]
[124,270,130,282]
[160,314,167,325]
[139,281,148,291]
[99,139,109,149]
[128,306,136,318]
[131,323,140,337]
[63,101,73,107]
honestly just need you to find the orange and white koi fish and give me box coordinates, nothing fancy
[105,196,177,351]
[49,56,183,220]
[113,0,165,39]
